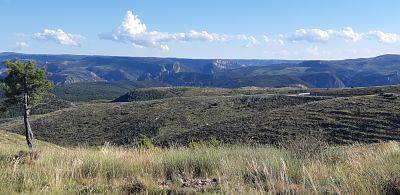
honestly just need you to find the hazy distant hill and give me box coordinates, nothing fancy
[2,52,400,88]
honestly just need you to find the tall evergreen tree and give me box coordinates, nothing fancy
[0,60,53,150]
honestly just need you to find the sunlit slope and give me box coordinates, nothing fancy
[162,94,400,145]
[1,94,322,146]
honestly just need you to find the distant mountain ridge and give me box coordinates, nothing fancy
[1,52,400,88]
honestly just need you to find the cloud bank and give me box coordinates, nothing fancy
[289,29,331,43]
[287,27,363,43]
[331,27,363,42]
[33,29,84,46]
[24,10,397,53]
[100,11,257,51]
[97,10,400,52]
[368,30,400,43]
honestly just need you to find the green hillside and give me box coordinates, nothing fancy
[52,80,166,102]
[0,93,323,146]
[0,98,73,119]
[1,85,400,194]
[162,94,400,145]
[1,85,399,147]
[113,86,308,102]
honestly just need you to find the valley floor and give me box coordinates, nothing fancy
[1,131,400,194]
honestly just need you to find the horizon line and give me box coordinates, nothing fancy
[1,51,399,61]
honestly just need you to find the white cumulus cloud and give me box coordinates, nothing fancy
[180,30,231,42]
[264,34,286,46]
[275,34,286,45]
[14,42,29,50]
[118,10,147,35]
[330,27,363,42]
[289,29,331,43]
[368,30,400,43]
[101,10,400,51]
[237,35,260,47]
[100,10,254,51]
[33,29,83,46]
[288,28,363,43]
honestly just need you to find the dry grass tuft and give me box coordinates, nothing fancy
[0,136,399,194]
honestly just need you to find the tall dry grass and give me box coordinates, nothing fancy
[0,140,399,194]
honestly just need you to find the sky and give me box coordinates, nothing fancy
[0,0,400,60]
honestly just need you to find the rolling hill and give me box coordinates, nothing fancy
[0,88,324,146]
[2,52,400,88]
[1,86,399,147]
[161,94,400,146]
[52,80,166,102]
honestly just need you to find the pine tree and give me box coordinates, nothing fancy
[0,60,54,151]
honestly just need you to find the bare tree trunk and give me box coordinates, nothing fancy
[23,94,34,151]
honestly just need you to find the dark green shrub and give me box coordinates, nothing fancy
[137,134,155,149]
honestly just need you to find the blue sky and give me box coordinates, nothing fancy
[1,0,399,59]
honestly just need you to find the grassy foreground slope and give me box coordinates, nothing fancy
[1,131,400,194]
